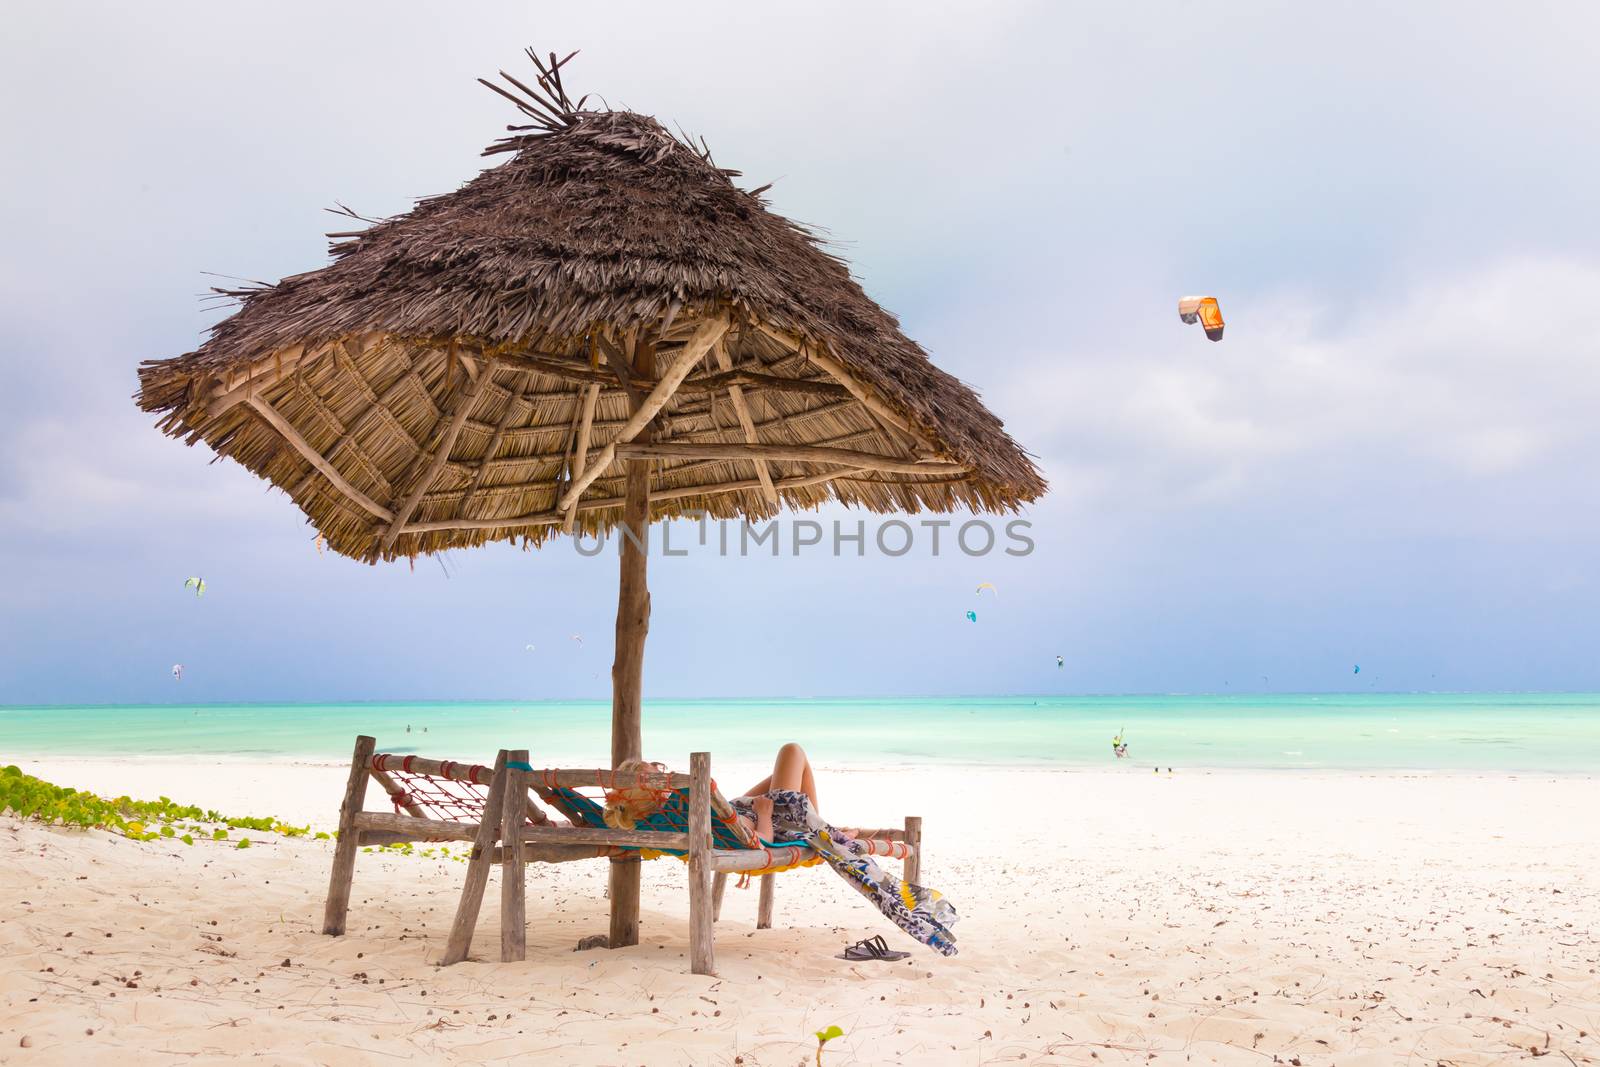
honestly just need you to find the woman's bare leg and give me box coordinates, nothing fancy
[767,743,817,804]
[746,743,818,841]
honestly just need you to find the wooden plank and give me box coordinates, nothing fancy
[649,467,859,504]
[378,355,500,553]
[688,752,715,975]
[904,815,923,885]
[557,313,730,512]
[593,333,646,406]
[398,467,865,535]
[756,874,775,930]
[213,342,308,396]
[500,766,697,791]
[367,766,428,819]
[838,827,909,843]
[562,382,601,531]
[712,872,729,923]
[608,331,654,953]
[440,750,510,966]
[432,419,885,489]
[500,349,848,400]
[615,441,967,477]
[209,333,389,419]
[688,368,849,400]
[711,845,813,873]
[247,397,395,521]
[607,854,642,950]
[489,843,619,864]
[550,386,587,513]
[206,343,313,418]
[352,811,477,841]
[321,735,376,936]
[497,348,626,391]
[712,340,777,504]
[367,753,498,786]
[726,384,778,503]
[523,783,553,826]
[355,833,577,854]
[514,825,689,849]
[354,829,425,846]
[751,321,932,447]
[500,748,529,963]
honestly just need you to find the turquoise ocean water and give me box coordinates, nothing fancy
[2,694,1597,772]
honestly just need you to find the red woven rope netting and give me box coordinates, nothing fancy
[369,754,548,825]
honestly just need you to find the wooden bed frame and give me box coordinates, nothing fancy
[320,735,922,975]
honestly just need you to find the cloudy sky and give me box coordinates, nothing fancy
[3,2,1597,704]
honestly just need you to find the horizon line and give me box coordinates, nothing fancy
[5,689,1598,712]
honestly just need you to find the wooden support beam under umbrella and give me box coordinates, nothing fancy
[134,48,1046,950]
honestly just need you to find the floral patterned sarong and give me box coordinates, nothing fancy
[730,789,959,956]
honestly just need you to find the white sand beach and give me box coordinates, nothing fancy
[3,760,1598,1065]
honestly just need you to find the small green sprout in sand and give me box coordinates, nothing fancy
[814,1025,844,1065]
[236,838,251,849]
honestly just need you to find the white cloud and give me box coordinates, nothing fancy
[0,402,291,540]
[993,256,1600,526]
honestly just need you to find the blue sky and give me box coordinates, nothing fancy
[2,2,1598,704]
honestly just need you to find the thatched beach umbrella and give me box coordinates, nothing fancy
[135,50,1045,944]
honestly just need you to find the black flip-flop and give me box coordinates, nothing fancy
[836,935,911,962]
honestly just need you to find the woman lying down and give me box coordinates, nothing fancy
[606,743,958,956]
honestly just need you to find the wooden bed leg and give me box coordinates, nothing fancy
[322,734,376,936]
[440,750,511,966]
[712,873,729,922]
[904,815,923,885]
[756,874,775,930]
[688,751,715,975]
[500,748,528,963]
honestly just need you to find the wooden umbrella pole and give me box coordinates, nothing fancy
[608,330,657,949]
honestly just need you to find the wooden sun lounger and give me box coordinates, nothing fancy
[321,735,922,975]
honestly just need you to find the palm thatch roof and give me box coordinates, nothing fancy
[136,50,1046,562]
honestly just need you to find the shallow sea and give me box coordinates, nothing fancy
[3,693,1597,773]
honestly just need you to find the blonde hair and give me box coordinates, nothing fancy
[601,759,669,830]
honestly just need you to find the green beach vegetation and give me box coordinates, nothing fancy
[0,764,463,861]
[0,763,319,844]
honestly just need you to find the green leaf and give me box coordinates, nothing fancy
[815,1025,844,1045]
[236,838,251,849]
[180,834,194,846]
